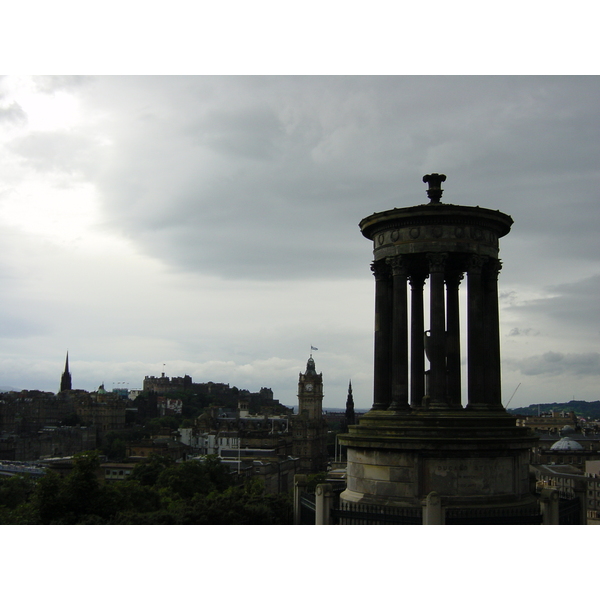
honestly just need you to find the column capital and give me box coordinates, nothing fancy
[467,254,488,273]
[408,270,428,289]
[426,252,448,273]
[370,260,391,281]
[386,255,408,276]
[484,258,502,275]
[445,269,464,288]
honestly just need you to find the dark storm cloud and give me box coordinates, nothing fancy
[93,77,600,281]
[7,76,600,284]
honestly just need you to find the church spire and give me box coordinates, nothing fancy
[60,352,72,393]
[345,380,355,426]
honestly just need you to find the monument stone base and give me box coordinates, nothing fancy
[339,409,539,514]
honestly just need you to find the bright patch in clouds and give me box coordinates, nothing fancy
[0,180,100,245]
[2,76,82,131]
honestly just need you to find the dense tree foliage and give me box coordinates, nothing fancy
[0,451,292,525]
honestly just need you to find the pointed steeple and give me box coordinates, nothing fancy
[345,380,355,426]
[60,352,72,393]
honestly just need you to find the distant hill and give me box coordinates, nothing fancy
[0,386,19,392]
[508,400,600,419]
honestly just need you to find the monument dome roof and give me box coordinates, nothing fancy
[550,437,584,451]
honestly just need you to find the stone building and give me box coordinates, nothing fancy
[531,426,600,466]
[0,426,96,461]
[291,355,328,474]
[516,410,578,433]
[126,436,189,460]
[216,448,299,494]
[74,385,127,439]
[0,390,74,435]
[143,373,193,393]
[338,174,539,524]
[184,400,293,456]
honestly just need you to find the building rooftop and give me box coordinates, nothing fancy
[550,437,585,451]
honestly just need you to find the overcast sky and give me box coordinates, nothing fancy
[0,75,598,409]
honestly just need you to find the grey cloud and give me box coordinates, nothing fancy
[11,76,600,283]
[191,106,284,160]
[0,313,48,338]
[32,76,91,94]
[8,130,103,177]
[506,274,600,332]
[0,101,26,125]
[508,327,539,336]
[512,351,600,377]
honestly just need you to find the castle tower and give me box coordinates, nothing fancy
[338,174,539,524]
[59,352,72,393]
[292,355,328,473]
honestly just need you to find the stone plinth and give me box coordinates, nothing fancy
[339,410,538,511]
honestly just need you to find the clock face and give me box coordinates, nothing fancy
[305,383,314,392]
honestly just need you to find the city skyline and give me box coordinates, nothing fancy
[1,76,599,409]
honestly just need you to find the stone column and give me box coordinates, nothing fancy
[427,253,448,408]
[483,259,502,409]
[445,270,463,408]
[315,483,335,525]
[409,271,427,408]
[387,256,409,411]
[467,255,487,409]
[371,260,393,410]
[293,474,308,525]
[540,488,560,525]
[423,491,444,524]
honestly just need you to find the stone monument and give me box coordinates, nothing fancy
[338,174,539,523]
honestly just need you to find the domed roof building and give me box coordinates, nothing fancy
[550,437,584,451]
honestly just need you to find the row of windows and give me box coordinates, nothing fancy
[105,469,132,477]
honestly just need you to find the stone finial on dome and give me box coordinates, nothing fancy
[423,173,447,203]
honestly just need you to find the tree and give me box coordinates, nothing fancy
[129,454,175,487]
[154,456,232,501]
[30,469,66,524]
[156,461,215,500]
[0,474,35,510]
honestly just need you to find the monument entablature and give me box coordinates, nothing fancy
[360,204,513,263]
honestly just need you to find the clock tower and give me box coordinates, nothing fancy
[298,355,323,420]
[293,354,328,473]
